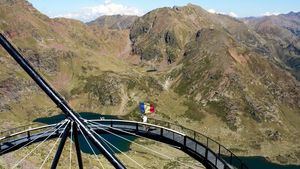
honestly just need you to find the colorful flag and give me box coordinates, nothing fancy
[139,102,155,114]
[139,102,145,114]
[145,102,150,114]
[150,104,155,113]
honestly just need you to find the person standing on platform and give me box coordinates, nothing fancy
[139,102,155,131]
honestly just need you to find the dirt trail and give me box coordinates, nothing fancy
[118,36,132,58]
[117,87,129,115]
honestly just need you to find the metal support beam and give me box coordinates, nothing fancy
[79,124,126,169]
[51,122,71,169]
[73,123,83,169]
[0,33,125,169]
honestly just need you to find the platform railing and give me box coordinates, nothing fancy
[0,118,249,169]
[0,123,38,136]
[147,118,249,169]
[89,119,247,169]
[0,123,56,143]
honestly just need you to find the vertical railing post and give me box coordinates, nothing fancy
[206,138,209,147]
[27,130,30,140]
[205,138,209,160]
[215,151,218,166]
[193,131,196,140]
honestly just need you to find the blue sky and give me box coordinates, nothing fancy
[28,0,300,22]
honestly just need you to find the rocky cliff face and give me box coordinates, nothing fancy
[0,1,300,166]
[243,12,300,80]
[130,5,264,64]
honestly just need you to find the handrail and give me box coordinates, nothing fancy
[0,123,35,134]
[0,124,57,141]
[91,118,248,169]
[0,118,249,169]
[90,119,231,169]
[0,123,42,136]
[88,119,185,136]
[89,118,248,169]
[147,118,248,169]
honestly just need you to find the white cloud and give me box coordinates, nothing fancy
[208,9,217,14]
[207,9,238,18]
[228,12,238,17]
[53,0,143,22]
[262,12,279,16]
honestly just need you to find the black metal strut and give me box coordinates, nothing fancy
[51,122,71,169]
[0,33,126,169]
[73,123,83,169]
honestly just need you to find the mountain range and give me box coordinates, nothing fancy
[0,0,299,167]
[243,12,300,80]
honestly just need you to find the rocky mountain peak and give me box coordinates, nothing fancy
[286,11,300,17]
[87,15,138,30]
[0,0,36,12]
